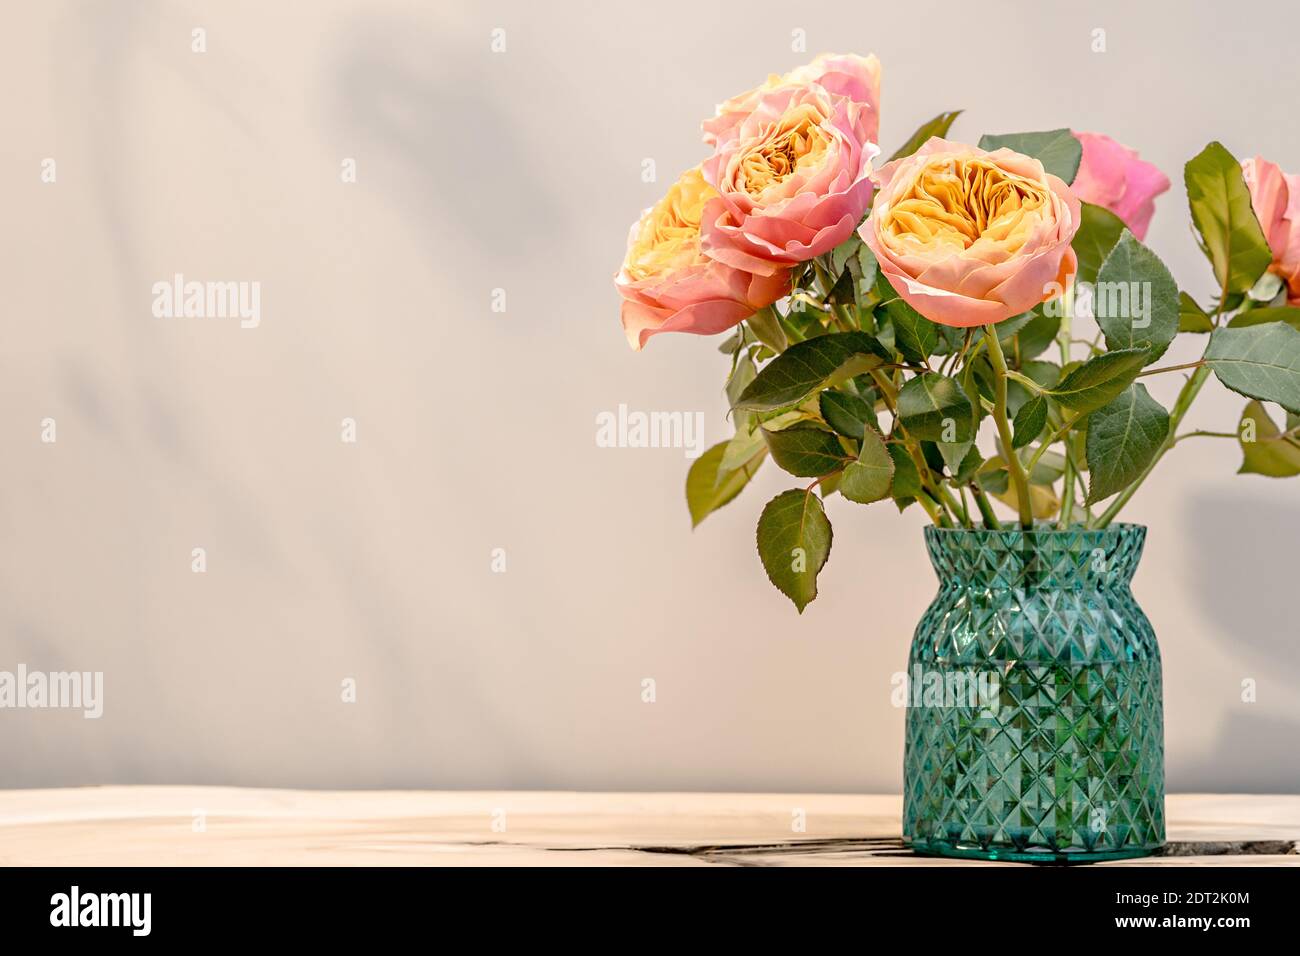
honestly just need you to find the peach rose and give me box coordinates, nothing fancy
[1070,131,1170,241]
[615,166,791,350]
[703,53,881,148]
[859,138,1081,328]
[1242,156,1300,303]
[700,83,879,276]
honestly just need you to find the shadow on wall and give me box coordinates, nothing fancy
[1182,489,1300,792]
[325,11,567,267]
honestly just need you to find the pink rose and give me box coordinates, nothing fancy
[859,138,1080,328]
[1242,156,1300,304]
[700,83,879,277]
[703,52,881,148]
[1070,132,1170,241]
[615,166,791,350]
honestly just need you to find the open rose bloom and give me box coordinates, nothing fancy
[860,138,1080,327]
[1242,156,1300,303]
[703,53,881,148]
[701,83,880,277]
[1070,131,1170,240]
[615,166,790,350]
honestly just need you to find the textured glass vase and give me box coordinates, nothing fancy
[902,523,1164,862]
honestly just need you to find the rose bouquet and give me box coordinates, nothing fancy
[615,52,1300,614]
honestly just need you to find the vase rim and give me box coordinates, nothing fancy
[925,522,1146,537]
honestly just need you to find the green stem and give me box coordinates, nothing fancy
[1056,285,1074,366]
[1023,412,1078,478]
[1139,360,1206,378]
[902,440,956,527]
[1006,370,1045,394]
[934,483,970,527]
[1174,429,1237,443]
[1059,455,1077,529]
[970,482,1002,530]
[984,326,1034,528]
[916,489,951,527]
[831,302,857,332]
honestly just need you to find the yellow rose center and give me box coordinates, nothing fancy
[738,103,832,197]
[883,157,1050,258]
[624,167,714,281]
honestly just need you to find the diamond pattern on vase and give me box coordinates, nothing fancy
[903,524,1164,861]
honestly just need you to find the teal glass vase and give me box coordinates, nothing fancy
[902,524,1165,863]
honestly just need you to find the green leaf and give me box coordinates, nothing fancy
[829,237,880,309]
[1084,384,1170,503]
[943,379,983,474]
[1238,400,1300,477]
[978,128,1082,183]
[840,427,894,503]
[976,463,1009,494]
[889,110,962,162]
[1185,141,1273,296]
[888,443,922,504]
[1094,231,1179,361]
[1011,395,1048,449]
[920,440,946,475]
[1249,270,1286,303]
[819,389,876,440]
[830,234,865,277]
[1010,308,1061,361]
[735,331,890,412]
[686,442,764,527]
[717,327,746,354]
[827,262,857,307]
[1027,449,1066,485]
[1045,347,1150,413]
[896,373,974,442]
[763,423,852,477]
[1178,292,1215,333]
[884,298,941,363]
[745,308,787,353]
[1227,306,1300,330]
[855,245,880,299]
[718,422,767,473]
[994,311,1036,343]
[756,489,833,613]
[1073,202,1127,286]
[1007,359,1061,415]
[980,458,1060,517]
[1022,359,1063,389]
[954,445,984,484]
[997,480,1060,520]
[1205,323,1300,415]
[725,351,758,430]
[781,301,827,342]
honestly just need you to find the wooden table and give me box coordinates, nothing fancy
[0,789,1295,866]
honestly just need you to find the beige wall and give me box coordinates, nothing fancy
[1,0,1296,791]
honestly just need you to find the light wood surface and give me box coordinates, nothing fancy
[0,788,1295,866]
